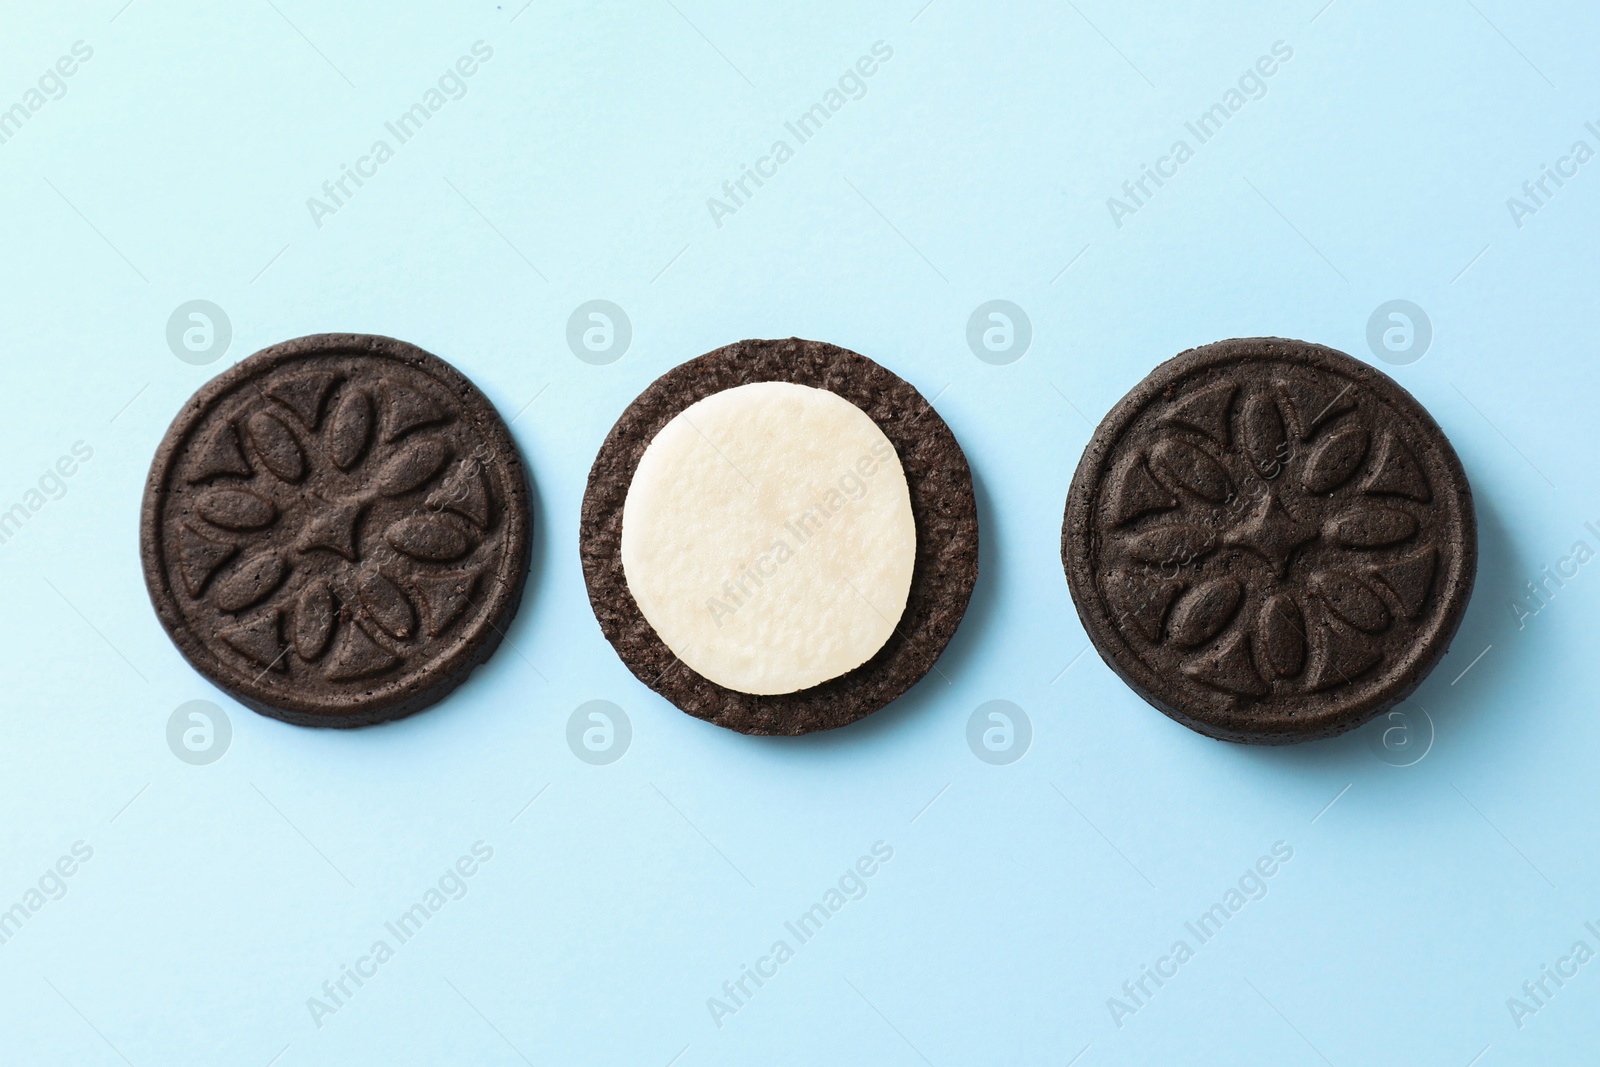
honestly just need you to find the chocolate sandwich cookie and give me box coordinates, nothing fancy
[141,334,532,728]
[581,337,978,735]
[1063,337,1476,744]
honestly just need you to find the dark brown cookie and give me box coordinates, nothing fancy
[141,334,532,728]
[581,338,978,735]
[1063,337,1476,744]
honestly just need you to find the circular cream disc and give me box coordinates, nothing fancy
[620,381,916,695]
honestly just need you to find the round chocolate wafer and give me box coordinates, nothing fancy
[580,337,978,735]
[1063,337,1476,744]
[141,333,532,728]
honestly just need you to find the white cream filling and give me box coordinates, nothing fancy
[621,381,916,695]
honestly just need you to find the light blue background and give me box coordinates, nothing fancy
[1,1,1596,1063]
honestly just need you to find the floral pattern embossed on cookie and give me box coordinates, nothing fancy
[153,352,519,705]
[1096,367,1446,704]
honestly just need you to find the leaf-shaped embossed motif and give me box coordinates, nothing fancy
[1159,380,1237,444]
[1359,431,1431,502]
[1278,376,1354,440]
[1311,572,1391,633]
[1302,426,1369,495]
[376,439,452,497]
[411,567,483,638]
[185,420,252,483]
[1149,438,1232,503]
[1101,568,1184,642]
[177,522,236,596]
[1325,505,1417,548]
[1257,594,1305,677]
[385,513,474,562]
[1167,578,1242,647]
[220,610,285,670]
[1305,612,1381,691]
[328,389,374,471]
[1241,391,1288,479]
[293,579,337,661]
[1182,630,1268,696]
[1123,524,1216,568]
[245,411,307,483]
[359,570,415,639]
[293,499,364,561]
[382,386,450,443]
[426,460,493,529]
[325,620,399,681]
[212,550,287,612]
[267,371,339,428]
[1366,547,1438,619]
[196,488,278,531]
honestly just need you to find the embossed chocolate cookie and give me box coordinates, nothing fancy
[141,334,532,727]
[1063,337,1475,744]
[581,338,978,735]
